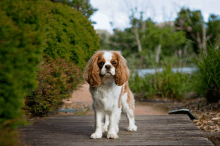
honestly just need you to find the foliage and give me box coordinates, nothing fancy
[108,20,186,68]
[44,1,99,68]
[25,56,83,117]
[129,63,191,101]
[192,47,220,103]
[99,33,111,50]
[0,0,47,144]
[0,0,46,127]
[142,21,186,56]
[207,14,220,47]
[0,1,99,145]
[53,0,98,23]
[0,127,22,146]
[175,8,205,53]
[109,28,137,57]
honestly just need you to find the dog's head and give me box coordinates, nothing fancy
[83,51,129,87]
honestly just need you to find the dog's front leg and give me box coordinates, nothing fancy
[91,109,104,139]
[107,111,119,139]
[103,114,109,133]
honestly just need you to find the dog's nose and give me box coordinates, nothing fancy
[105,65,111,69]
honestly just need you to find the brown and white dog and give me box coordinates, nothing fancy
[84,51,137,139]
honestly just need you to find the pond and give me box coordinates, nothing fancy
[136,67,197,77]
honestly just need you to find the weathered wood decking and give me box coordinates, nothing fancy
[20,115,213,146]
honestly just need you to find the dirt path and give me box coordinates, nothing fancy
[62,83,167,115]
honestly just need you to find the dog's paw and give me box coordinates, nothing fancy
[107,133,119,139]
[127,125,137,132]
[90,132,102,139]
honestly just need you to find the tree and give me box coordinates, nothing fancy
[108,19,186,66]
[142,20,186,61]
[130,10,144,52]
[175,8,210,53]
[207,14,220,48]
[99,33,110,50]
[109,28,137,57]
[113,0,154,53]
[52,0,98,23]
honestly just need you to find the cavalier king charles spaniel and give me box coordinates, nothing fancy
[84,51,137,139]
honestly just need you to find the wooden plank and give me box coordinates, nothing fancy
[20,115,213,146]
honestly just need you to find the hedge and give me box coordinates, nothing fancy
[0,0,100,145]
[44,1,100,67]
[25,56,83,117]
[0,0,99,127]
[0,0,47,145]
[0,0,46,127]
[24,1,100,117]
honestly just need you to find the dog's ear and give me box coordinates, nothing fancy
[83,52,103,87]
[113,51,130,86]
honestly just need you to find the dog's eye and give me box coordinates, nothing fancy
[112,61,116,65]
[99,62,104,66]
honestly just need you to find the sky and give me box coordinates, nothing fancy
[90,0,220,34]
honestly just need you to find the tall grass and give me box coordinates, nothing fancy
[129,46,220,103]
[193,47,220,102]
[129,63,192,101]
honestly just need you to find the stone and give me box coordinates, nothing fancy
[196,122,201,126]
[212,117,220,121]
[207,121,214,126]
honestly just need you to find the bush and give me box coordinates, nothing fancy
[23,1,99,117]
[129,63,191,101]
[44,1,100,67]
[0,0,99,120]
[25,56,83,117]
[0,0,46,126]
[0,0,47,145]
[193,47,220,102]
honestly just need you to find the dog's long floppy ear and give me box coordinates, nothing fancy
[113,51,130,86]
[83,52,102,87]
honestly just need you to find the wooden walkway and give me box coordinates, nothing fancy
[20,115,213,146]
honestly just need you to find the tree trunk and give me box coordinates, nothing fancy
[156,44,161,64]
[133,27,142,52]
[183,44,187,56]
[198,12,207,52]
[178,50,182,58]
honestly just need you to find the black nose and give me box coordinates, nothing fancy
[105,65,111,69]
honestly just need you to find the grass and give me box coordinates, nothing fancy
[129,46,220,103]
[192,46,220,102]
[129,62,193,101]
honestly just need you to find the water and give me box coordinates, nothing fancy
[136,67,197,77]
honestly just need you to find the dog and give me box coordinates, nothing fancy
[83,50,137,139]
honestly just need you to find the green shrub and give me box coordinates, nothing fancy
[0,0,99,121]
[25,56,83,117]
[0,0,46,126]
[24,1,99,117]
[193,47,220,102]
[156,64,190,100]
[129,63,191,101]
[44,1,100,67]
[0,0,47,145]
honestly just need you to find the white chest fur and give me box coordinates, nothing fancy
[90,83,122,112]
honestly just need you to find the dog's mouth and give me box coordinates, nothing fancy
[100,72,113,77]
[105,72,113,76]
